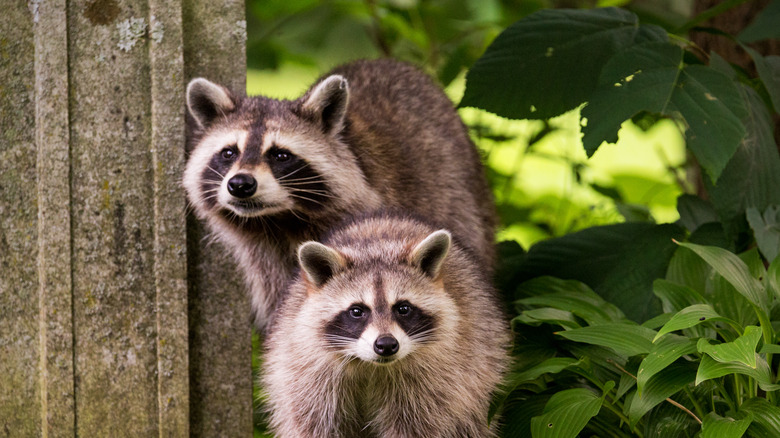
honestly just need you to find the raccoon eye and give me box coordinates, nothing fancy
[221,147,237,160]
[396,304,412,316]
[348,306,366,319]
[273,150,291,162]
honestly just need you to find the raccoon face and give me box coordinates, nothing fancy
[183,76,350,220]
[297,230,458,365]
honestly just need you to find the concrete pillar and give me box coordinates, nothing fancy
[0,1,251,436]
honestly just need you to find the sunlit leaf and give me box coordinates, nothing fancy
[697,325,762,368]
[653,304,737,342]
[701,412,752,438]
[637,334,697,395]
[556,323,655,357]
[582,42,746,182]
[530,387,605,438]
[461,8,666,119]
[695,354,780,391]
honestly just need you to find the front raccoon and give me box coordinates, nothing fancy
[183,59,495,330]
[263,212,510,437]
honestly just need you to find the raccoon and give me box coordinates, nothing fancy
[183,59,495,330]
[263,212,510,437]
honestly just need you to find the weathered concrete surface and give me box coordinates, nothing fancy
[0,2,41,436]
[182,1,253,437]
[1,0,248,436]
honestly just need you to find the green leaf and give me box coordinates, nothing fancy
[514,282,625,325]
[743,46,780,114]
[582,42,746,181]
[695,354,780,391]
[653,304,737,341]
[653,279,706,314]
[738,398,780,438]
[530,388,603,438]
[760,343,780,355]
[512,223,684,322]
[738,0,780,43]
[514,308,581,330]
[488,357,580,423]
[676,242,768,311]
[697,325,762,368]
[747,205,780,262]
[556,323,655,357]
[768,256,780,301]
[637,334,697,395]
[705,84,780,240]
[665,247,711,294]
[461,7,667,119]
[676,194,718,233]
[701,413,752,438]
[627,361,697,426]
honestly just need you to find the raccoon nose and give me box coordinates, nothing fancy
[373,335,399,357]
[227,174,257,198]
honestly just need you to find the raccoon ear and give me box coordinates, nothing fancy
[302,75,349,135]
[410,230,451,280]
[186,78,236,128]
[298,241,347,288]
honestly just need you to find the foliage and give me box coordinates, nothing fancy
[247,0,780,436]
[471,2,780,436]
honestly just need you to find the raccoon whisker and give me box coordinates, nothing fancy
[278,174,326,183]
[206,165,226,178]
[287,209,310,224]
[279,179,328,186]
[200,187,222,194]
[287,193,328,207]
[276,163,311,181]
[291,189,335,199]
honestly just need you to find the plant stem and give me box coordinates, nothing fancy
[607,359,702,425]
[683,386,706,423]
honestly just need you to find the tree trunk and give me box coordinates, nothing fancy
[0,0,251,436]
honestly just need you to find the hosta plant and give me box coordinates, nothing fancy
[494,243,780,437]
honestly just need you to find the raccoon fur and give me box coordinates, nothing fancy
[263,212,510,437]
[183,59,495,330]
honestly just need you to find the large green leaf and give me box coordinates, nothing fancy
[665,247,711,294]
[701,413,752,438]
[653,279,706,314]
[653,304,738,341]
[696,325,762,368]
[510,223,683,322]
[738,0,780,43]
[627,361,697,426]
[676,194,719,233]
[514,308,581,330]
[695,354,780,391]
[581,42,746,182]
[460,7,666,119]
[530,387,605,438]
[677,242,768,311]
[768,256,780,302]
[743,46,780,114]
[705,83,780,240]
[746,205,780,262]
[556,323,655,357]
[637,334,697,395]
[738,398,780,438]
[515,278,624,326]
[489,357,580,423]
